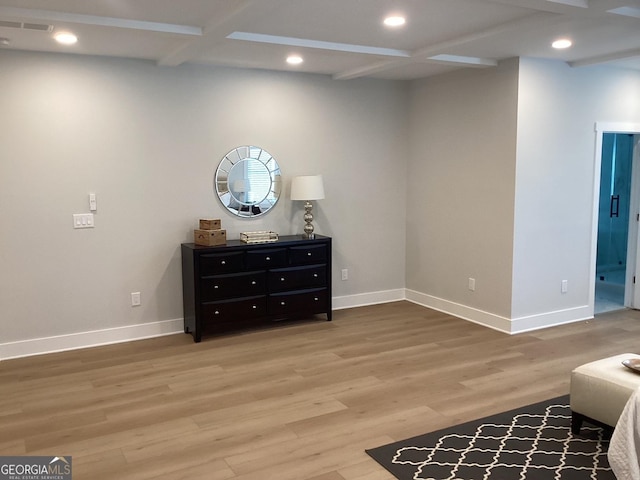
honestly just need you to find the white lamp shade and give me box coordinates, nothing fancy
[290,175,325,200]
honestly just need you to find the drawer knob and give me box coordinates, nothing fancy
[313,274,318,278]
[252,305,257,309]
[281,277,285,281]
[221,260,226,265]
[314,297,319,301]
[251,281,256,285]
[214,310,220,315]
[266,256,271,261]
[214,285,219,289]
[307,252,312,256]
[281,301,286,306]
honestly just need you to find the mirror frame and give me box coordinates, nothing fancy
[214,146,281,218]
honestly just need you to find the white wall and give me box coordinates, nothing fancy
[406,57,640,333]
[512,58,640,330]
[405,59,519,331]
[4,48,639,357]
[0,51,408,357]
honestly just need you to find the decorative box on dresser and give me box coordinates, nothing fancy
[181,235,332,342]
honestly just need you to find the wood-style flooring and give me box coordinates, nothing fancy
[1,302,640,479]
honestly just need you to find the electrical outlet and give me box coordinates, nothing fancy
[131,292,141,306]
[468,277,476,291]
[341,269,348,281]
[561,280,568,293]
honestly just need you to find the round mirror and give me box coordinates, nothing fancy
[214,146,281,218]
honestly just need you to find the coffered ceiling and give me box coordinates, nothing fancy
[0,0,638,80]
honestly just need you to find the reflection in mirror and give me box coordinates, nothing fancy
[215,146,281,218]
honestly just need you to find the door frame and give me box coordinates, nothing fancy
[590,122,640,312]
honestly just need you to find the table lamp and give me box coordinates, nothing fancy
[290,175,325,239]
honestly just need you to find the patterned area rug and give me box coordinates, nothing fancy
[366,395,614,480]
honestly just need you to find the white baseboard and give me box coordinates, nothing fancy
[0,290,407,360]
[405,289,513,333]
[332,289,406,310]
[508,305,593,333]
[1,289,595,360]
[0,318,183,360]
[405,289,594,334]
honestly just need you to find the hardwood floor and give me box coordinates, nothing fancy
[2,302,640,479]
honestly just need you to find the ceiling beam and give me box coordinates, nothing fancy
[157,0,273,67]
[0,6,201,36]
[485,0,633,16]
[333,59,410,80]
[334,11,558,80]
[411,11,558,60]
[226,32,410,58]
[608,6,640,19]
[546,0,589,8]
[425,55,498,67]
[569,47,640,67]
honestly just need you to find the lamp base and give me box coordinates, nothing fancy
[302,201,316,239]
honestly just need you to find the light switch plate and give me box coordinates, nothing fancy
[73,213,94,229]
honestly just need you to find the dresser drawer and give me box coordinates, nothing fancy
[289,244,327,265]
[200,251,244,275]
[202,296,267,322]
[246,248,287,269]
[268,288,327,316]
[268,265,327,293]
[201,271,266,301]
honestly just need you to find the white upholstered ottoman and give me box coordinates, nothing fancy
[570,353,640,434]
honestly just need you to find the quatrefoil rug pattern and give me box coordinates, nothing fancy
[366,395,614,480]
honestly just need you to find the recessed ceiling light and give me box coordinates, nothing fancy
[552,38,572,49]
[54,31,78,45]
[286,55,303,65]
[383,16,406,27]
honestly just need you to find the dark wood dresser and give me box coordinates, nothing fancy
[181,235,332,342]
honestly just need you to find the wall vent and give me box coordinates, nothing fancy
[0,20,53,32]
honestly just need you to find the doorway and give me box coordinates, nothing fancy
[595,133,635,314]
